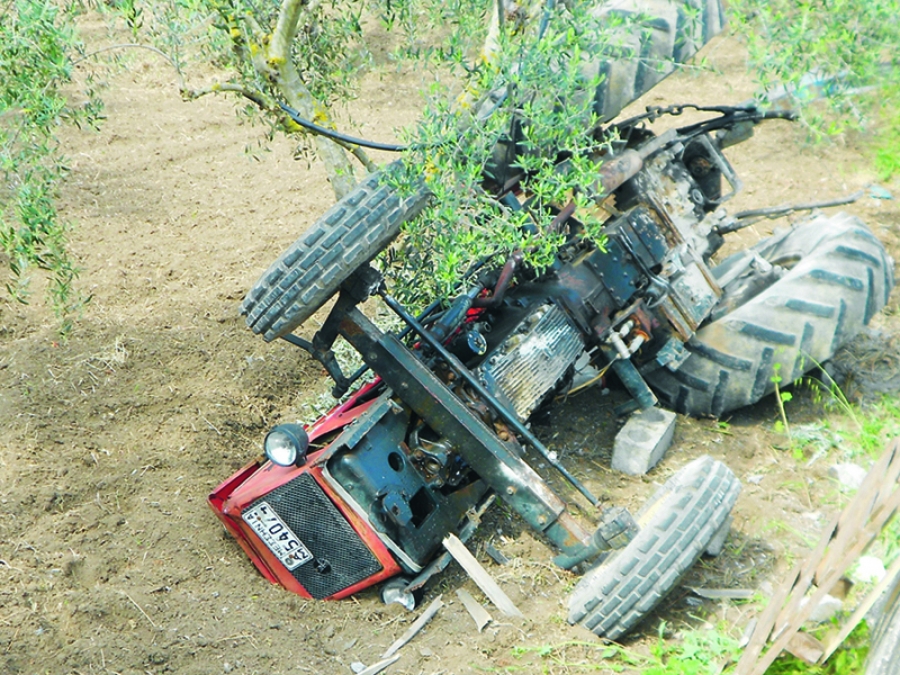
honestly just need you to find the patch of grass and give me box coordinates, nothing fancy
[504,626,739,675]
[764,621,871,675]
[763,519,817,549]
[873,87,900,181]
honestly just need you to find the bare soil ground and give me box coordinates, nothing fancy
[2,17,899,675]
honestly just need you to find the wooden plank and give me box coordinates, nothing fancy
[358,654,401,675]
[821,546,900,662]
[382,595,444,659]
[751,492,900,675]
[785,632,825,664]
[816,442,900,583]
[456,588,492,632]
[443,534,524,618]
[740,440,900,675]
[734,563,802,674]
[769,513,841,643]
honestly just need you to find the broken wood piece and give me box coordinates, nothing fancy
[443,534,524,618]
[456,588,492,632]
[820,541,900,662]
[785,632,825,664]
[381,595,443,659]
[357,654,401,675]
[738,619,758,649]
[733,438,900,675]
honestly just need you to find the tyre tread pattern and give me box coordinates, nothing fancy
[647,213,894,416]
[589,0,726,122]
[568,455,741,640]
[241,166,429,341]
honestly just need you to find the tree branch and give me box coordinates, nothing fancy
[185,82,376,172]
[182,82,275,109]
[70,43,187,91]
[335,140,376,173]
[263,0,356,198]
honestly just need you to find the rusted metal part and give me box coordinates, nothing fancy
[549,201,577,233]
[379,292,600,508]
[476,303,585,421]
[594,150,644,196]
[336,306,595,557]
[655,296,694,341]
[473,251,523,308]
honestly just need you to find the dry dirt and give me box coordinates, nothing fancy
[2,15,900,675]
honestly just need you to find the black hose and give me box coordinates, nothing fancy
[278,102,408,152]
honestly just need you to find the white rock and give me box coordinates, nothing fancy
[852,556,886,584]
[802,593,843,624]
[827,463,867,490]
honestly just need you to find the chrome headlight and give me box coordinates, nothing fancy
[264,424,309,467]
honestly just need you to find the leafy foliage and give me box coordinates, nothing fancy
[873,86,900,181]
[763,622,870,675]
[130,0,638,306]
[382,2,622,305]
[729,0,900,138]
[0,0,101,324]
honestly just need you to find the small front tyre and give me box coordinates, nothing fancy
[568,455,741,640]
[241,166,429,342]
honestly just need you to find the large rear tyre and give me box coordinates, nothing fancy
[645,213,894,417]
[568,455,741,640]
[866,575,900,675]
[589,0,726,122]
[241,166,429,342]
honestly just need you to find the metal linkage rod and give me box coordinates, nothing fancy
[379,290,600,507]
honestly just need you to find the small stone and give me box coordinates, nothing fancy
[828,463,867,490]
[611,407,676,475]
[224,663,233,673]
[350,662,366,674]
[804,594,843,623]
[419,647,434,657]
[747,474,763,485]
[852,556,886,584]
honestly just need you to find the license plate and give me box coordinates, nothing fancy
[242,501,313,571]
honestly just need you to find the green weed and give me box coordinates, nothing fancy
[764,621,870,675]
[873,86,900,181]
[1,1,102,324]
[505,626,739,675]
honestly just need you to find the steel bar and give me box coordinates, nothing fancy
[378,291,600,507]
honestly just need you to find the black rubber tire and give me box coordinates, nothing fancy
[568,455,741,640]
[645,212,894,417]
[588,0,726,122]
[241,166,429,342]
[866,575,900,675]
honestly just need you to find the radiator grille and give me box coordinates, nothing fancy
[478,304,584,420]
[249,473,382,599]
